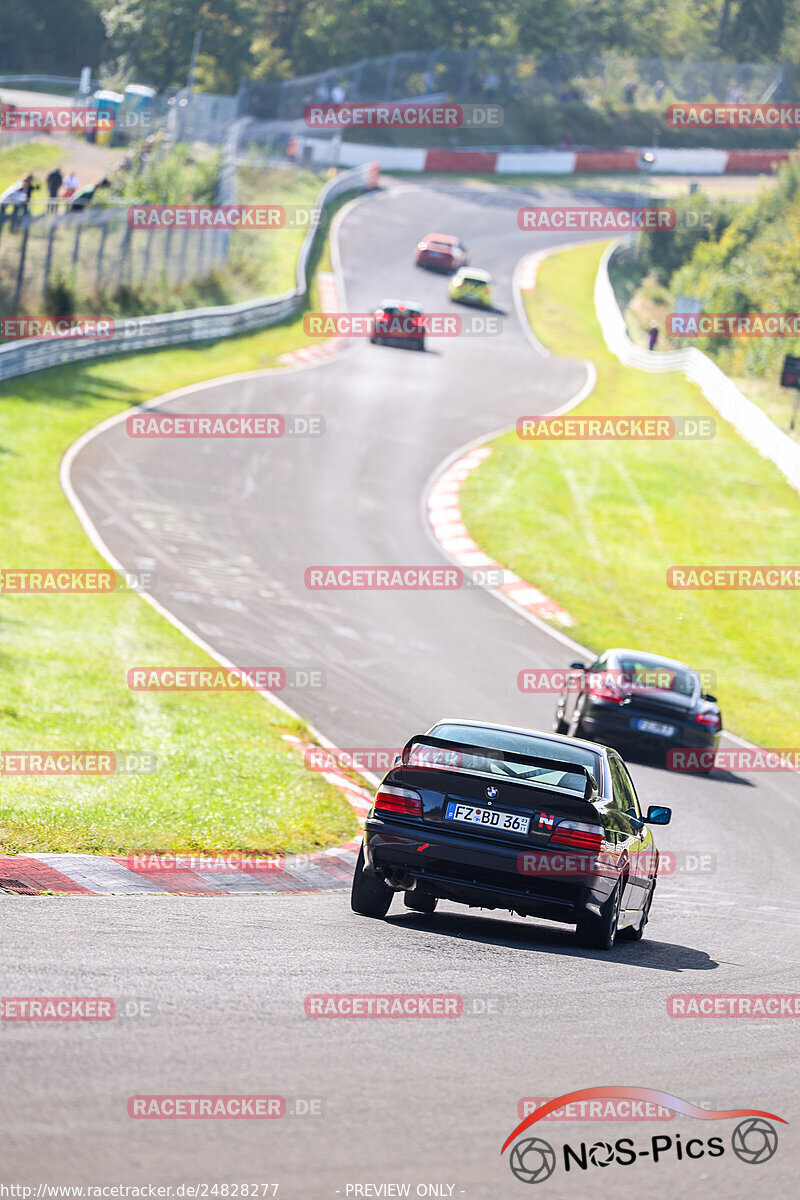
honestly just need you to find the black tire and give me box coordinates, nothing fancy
[415,340,425,351]
[620,878,655,941]
[554,709,569,734]
[576,878,623,950]
[350,844,393,918]
[404,890,438,914]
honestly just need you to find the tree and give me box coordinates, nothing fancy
[102,0,257,91]
[0,0,107,73]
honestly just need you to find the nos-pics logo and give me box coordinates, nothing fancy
[502,1088,784,1184]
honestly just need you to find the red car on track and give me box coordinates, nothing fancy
[415,233,469,273]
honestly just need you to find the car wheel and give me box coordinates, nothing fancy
[350,844,393,918]
[576,878,623,951]
[620,878,655,941]
[415,340,425,351]
[553,709,569,734]
[404,890,438,914]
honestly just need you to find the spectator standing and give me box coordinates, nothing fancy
[0,178,28,230]
[60,170,79,200]
[46,164,63,209]
[331,83,345,105]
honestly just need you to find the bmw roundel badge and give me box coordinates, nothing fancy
[485,786,498,800]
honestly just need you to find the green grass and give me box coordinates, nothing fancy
[459,240,800,747]
[0,295,358,855]
[0,140,64,190]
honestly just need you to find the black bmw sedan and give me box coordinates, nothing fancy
[351,720,671,951]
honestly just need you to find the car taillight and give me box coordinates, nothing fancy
[549,821,604,853]
[374,785,422,817]
[695,711,721,731]
[588,686,626,705]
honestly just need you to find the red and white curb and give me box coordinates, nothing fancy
[427,445,574,627]
[0,735,372,897]
[297,140,795,177]
[278,271,343,367]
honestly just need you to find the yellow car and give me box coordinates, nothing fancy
[448,267,493,308]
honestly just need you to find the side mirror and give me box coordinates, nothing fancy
[646,805,671,825]
[570,661,586,670]
[702,693,717,703]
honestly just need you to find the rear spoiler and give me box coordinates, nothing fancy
[400,734,599,801]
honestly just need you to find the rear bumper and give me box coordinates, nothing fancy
[580,705,721,753]
[364,817,618,924]
[417,254,454,271]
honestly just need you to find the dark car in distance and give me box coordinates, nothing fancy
[415,233,469,273]
[554,648,722,769]
[351,719,671,951]
[369,299,426,350]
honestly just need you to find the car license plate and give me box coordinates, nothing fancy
[635,719,676,737]
[444,802,530,834]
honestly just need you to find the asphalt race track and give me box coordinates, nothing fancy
[4,178,800,1196]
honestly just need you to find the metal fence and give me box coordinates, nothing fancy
[0,124,239,312]
[243,50,791,121]
[0,157,377,383]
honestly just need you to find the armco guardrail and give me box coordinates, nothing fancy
[0,159,378,384]
[597,242,800,496]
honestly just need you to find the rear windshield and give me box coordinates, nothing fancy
[462,276,487,286]
[614,655,698,696]
[422,724,602,796]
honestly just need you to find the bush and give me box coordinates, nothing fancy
[44,273,75,318]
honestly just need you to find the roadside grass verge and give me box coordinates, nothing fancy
[0,221,360,855]
[458,240,800,747]
[0,140,64,189]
